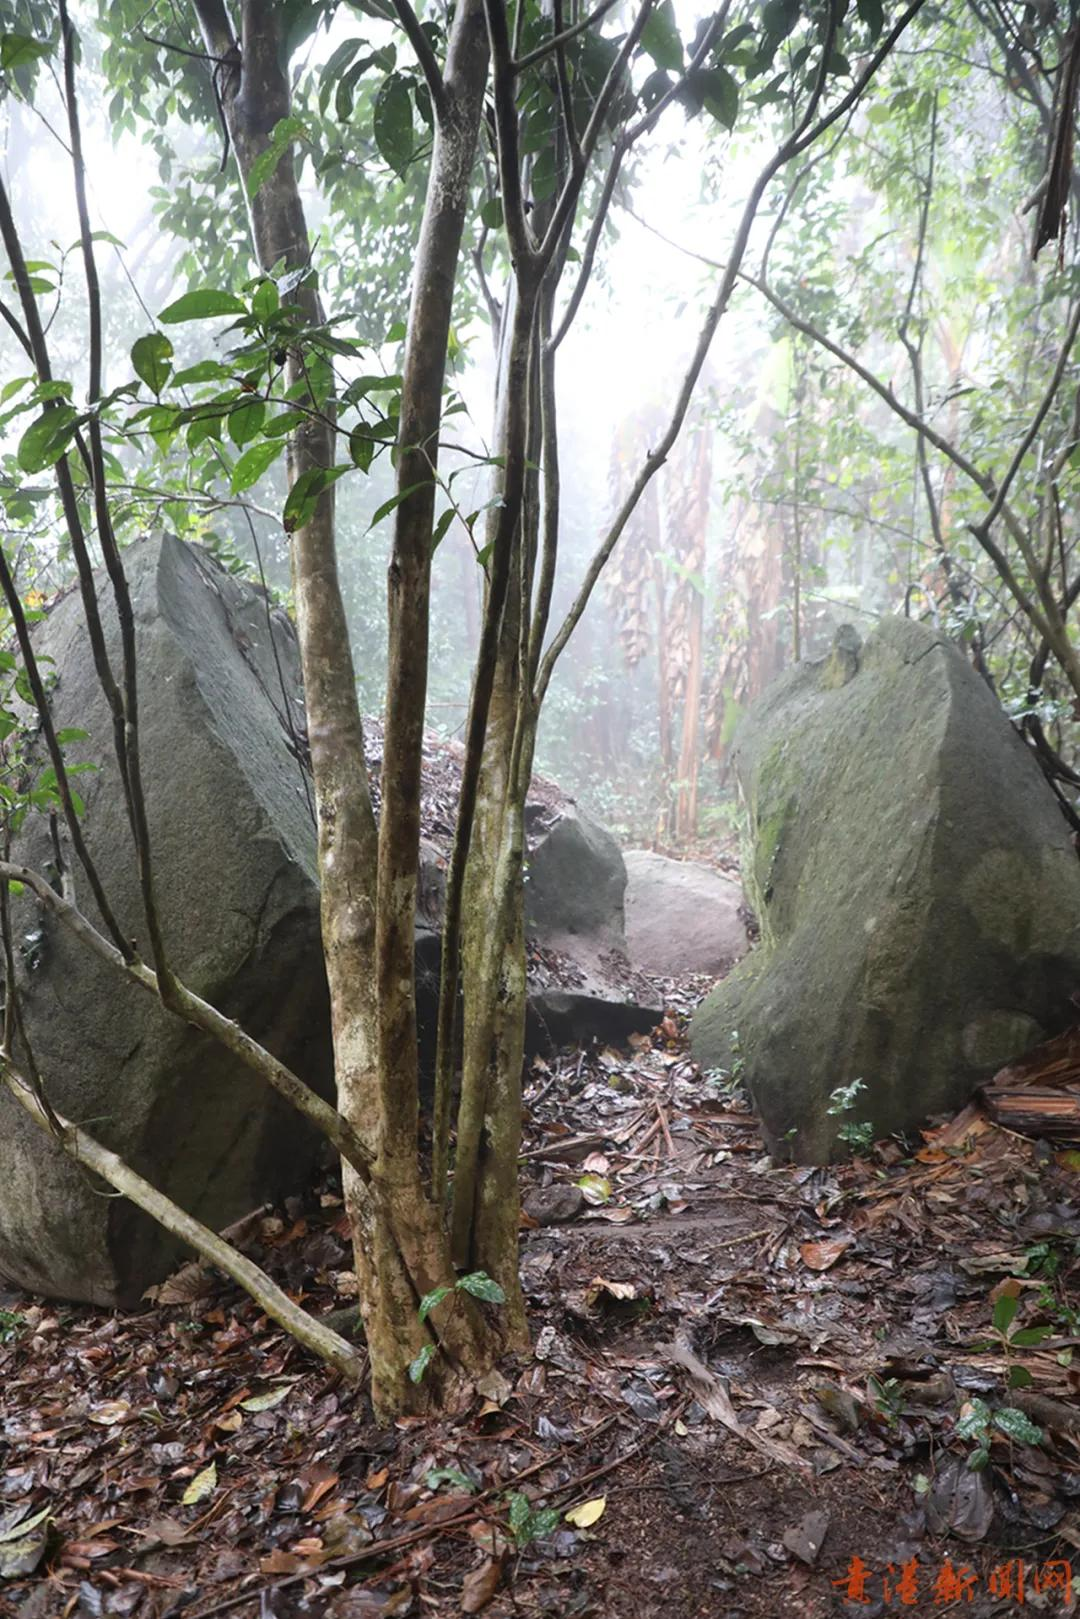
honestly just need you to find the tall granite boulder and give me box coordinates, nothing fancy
[691,619,1080,1162]
[0,535,332,1306]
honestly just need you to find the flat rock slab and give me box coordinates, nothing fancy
[624,850,747,977]
[691,618,1080,1162]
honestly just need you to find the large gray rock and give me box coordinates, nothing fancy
[523,800,661,1048]
[691,619,1080,1162]
[0,535,332,1306]
[624,850,747,977]
[524,800,626,939]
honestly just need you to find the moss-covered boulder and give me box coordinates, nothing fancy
[691,618,1080,1162]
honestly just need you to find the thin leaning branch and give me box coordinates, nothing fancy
[2,1059,363,1382]
[513,0,620,73]
[388,0,447,114]
[0,861,374,1178]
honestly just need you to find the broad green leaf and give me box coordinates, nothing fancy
[172,360,231,386]
[1010,1325,1053,1346]
[247,117,310,201]
[456,1271,506,1304]
[992,1293,1018,1335]
[373,73,414,174]
[431,508,455,553]
[408,1343,436,1383]
[228,399,266,447]
[17,407,77,473]
[159,289,247,324]
[231,439,285,493]
[426,1467,477,1492]
[367,481,429,530]
[349,428,375,472]
[251,279,279,322]
[181,1461,217,1505]
[417,1284,452,1323]
[697,66,739,130]
[992,1407,1042,1446]
[131,332,173,394]
[640,0,682,71]
[1007,1365,1033,1389]
[0,34,52,73]
[282,465,351,532]
[857,0,885,38]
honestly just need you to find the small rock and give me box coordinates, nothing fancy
[523,1184,585,1225]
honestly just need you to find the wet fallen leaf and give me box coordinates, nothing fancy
[88,1399,131,1426]
[181,1462,217,1506]
[461,1557,502,1613]
[781,1509,830,1566]
[799,1238,852,1272]
[0,1504,52,1579]
[565,1496,606,1528]
[240,1386,290,1412]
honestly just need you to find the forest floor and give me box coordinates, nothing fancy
[2,1004,1079,1619]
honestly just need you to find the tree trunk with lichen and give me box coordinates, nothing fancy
[192,0,496,1418]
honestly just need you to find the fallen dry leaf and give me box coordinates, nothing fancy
[565,1496,606,1528]
[461,1557,502,1613]
[799,1238,852,1272]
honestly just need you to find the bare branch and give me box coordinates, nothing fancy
[514,0,620,73]
[0,861,374,1177]
[976,295,1080,536]
[2,1059,364,1382]
[389,0,448,115]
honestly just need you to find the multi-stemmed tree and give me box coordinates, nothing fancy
[0,0,926,1416]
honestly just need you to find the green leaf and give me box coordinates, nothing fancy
[0,34,52,73]
[251,279,280,322]
[246,116,311,201]
[349,428,375,472]
[231,439,285,494]
[480,197,503,230]
[992,1294,1019,1335]
[417,1284,452,1324]
[955,1398,991,1441]
[993,1407,1042,1446]
[640,0,682,72]
[159,289,247,324]
[507,1493,531,1537]
[431,508,455,553]
[456,1271,506,1305]
[228,399,266,447]
[856,0,884,38]
[696,65,739,130]
[373,73,415,174]
[1011,1324,1053,1346]
[17,406,77,474]
[761,0,800,43]
[1007,1365,1033,1389]
[367,481,429,530]
[967,1446,990,1472]
[426,1467,477,1493]
[54,729,88,745]
[172,360,231,386]
[282,465,351,532]
[131,332,173,394]
[408,1343,436,1384]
